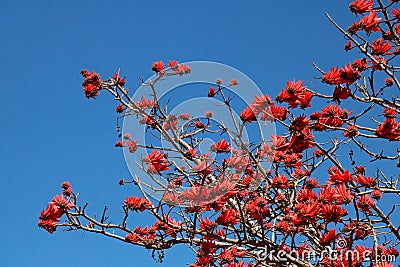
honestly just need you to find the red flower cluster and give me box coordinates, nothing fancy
[112,72,125,86]
[80,70,102,98]
[348,11,381,34]
[311,105,350,131]
[38,182,74,234]
[371,38,392,55]
[124,196,152,212]
[151,61,165,74]
[210,139,231,153]
[322,64,361,85]
[349,0,373,15]
[376,118,400,140]
[276,80,312,109]
[143,150,170,173]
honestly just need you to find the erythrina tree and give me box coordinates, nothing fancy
[39,1,400,266]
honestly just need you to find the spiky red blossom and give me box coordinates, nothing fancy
[383,107,397,118]
[372,56,387,70]
[356,195,375,213]
[352,58,368,71]
[136,96,154,109]
[127,140,138,153]
[322,64,360,85]
[116,104,125,113]
[216,208,239,225]
[195,120,205,128]
[344,40,353,51]
[319,228,337,246]
[168,60,179,69]
[343,125,359,138]
[321,204,348,222]
[311,105,350,131]
[38,190,74,234]
[385,77,394,87]
[261,104,288,121]
[175,64,191,75]
[348,11,381,35]
[329,168,353,184]
[333,184,353,204]
[115,140,125,147]
[376,118,400,140]
[151,60,165,74]
[354,174,377,188]
[349,0,373,15]
[272,174,289,189]
[124,196,151,212]
[210,139,231,153]
[163,115,178,131]
[289,128,315,152]
[392,8,400,20]
[143,150,170,173]
[276,80,312,108]
[371,38,392,55]
[81,70,102,99]
[208,87,217,97]
[240,106,257,123]
[333,86,351,100]
[112,72,125,86]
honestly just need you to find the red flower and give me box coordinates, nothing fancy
[356,195,375,213]
[354,175,377,188]
[343,125,359,138]
[136,96,154,109]
[372,56,387,70]
[176,64,191,75]
[383,107,397,118]
[112,72,125,86]
[385,77,394,87]
[376,118,400,140]
[333,184,353,204]
[127,140,138,153]
[195,120,205,128]
[124,196,152,212]
[216,208,239,225]
[81,70,102,99]
[240,106,257,123]
[344,40,353,51]
[349,11,381,35]
[322,64,360,85]
[116,104,125,113]
[276,80,312,108]
[329,168,353,184]
[208,87,217,97]
[321,204,348,222]
[51,194,74,211]
[272,174,289,189]
[333,86,351,100]
[151,61,165,74]
[210,139,231,153]
[371,38,392,55]
[349,0,373,15]
[352,58,368,71]
[115,140,125,147]
[262,104,288,121]
[168,60,179,69]
[143,150,170,173]
[320,229,337,246]
[392,8,400,20]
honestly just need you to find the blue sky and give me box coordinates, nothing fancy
[0,1,367,266]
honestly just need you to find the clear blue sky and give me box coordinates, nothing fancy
[0,1,358,266]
